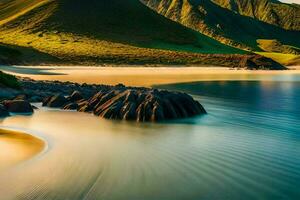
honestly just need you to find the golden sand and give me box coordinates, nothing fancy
[2,65,300,87]
[0,128,44,171]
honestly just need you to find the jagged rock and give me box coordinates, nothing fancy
[63,102,79,110]
[0,104,9,117]
[3,100,34,113]
[68,91,83,102]
[43,94,67,108]
[68,89,206,122]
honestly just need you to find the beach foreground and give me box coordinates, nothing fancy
[0,128,44,171]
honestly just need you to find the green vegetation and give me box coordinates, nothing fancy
[257,52,300,66]
[0,44,21,63]
[0,0,248,66]
[0,71,20,89]
[0,0,49,25]
[142,0,300,53]
[0,43,61,65]
[257,39,300,55]
[211,0,300,31]
[0,0,296,67]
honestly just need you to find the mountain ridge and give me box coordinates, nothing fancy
[212,0,300,31]
[141,0,300,52]
[0,0,295,68]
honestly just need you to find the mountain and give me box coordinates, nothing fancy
[212,0,300,31]
[142,0,300,53]
[0,0,291,68]
[1,0,256,66]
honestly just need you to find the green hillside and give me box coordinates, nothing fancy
[0,43,61,64]
[212,0,300,31]
[0,70,20,89]
[0,0,293,68]
[0,0,250,66]
[0,0,49,25]
[142,0,300,51]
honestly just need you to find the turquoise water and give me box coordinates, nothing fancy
[0,76,300,200]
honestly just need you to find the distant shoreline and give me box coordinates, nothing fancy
[1,65,300,87]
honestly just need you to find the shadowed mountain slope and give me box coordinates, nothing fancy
[142,0,300,52]
[0,0,243,53]
[0,0,287,68]
[212,0,300,31]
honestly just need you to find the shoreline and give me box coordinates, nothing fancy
[1,65,300,87]
[0,128,45,171]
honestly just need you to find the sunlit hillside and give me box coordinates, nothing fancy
[0,0,253,66]
[142,0,300,64]
[212,0,300,31]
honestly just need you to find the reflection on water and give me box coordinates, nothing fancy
[0,78,300,199]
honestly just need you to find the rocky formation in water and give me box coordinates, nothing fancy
[44,89,206,122]
[2,100,34,113]
[0,98,34,117]
[1,78,206,122]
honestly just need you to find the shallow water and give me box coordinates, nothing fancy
[0,76,300,199]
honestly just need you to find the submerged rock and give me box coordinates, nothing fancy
[3,100,34,113]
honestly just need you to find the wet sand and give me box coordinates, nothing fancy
[0,128,45,171]
[1,65,300,87]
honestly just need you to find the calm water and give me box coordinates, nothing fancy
[0,76,300,200]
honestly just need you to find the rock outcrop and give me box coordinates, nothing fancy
[238,55,285,70]
[1,78,206,122]
[59,88,206,122]
[42,94,67,108]
[3,100,34,113]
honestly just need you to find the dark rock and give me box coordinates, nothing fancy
[115,83,126,88]
[24,78,206,122]
[0,104,9,117]
[14,94,28,100]
[63,102,79,110]
[3,100,34,113]
[238,55,285,70]
[64,88,206,122]
[68,91,83,102]
[43,94,67,108]
[29,96,43,102]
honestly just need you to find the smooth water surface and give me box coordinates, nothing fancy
[0,76,300,200]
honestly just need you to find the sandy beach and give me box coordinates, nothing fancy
[0,128,45,171]
[1,65,300,87]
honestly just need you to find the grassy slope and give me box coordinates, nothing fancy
[212,0,300,31]
[0,43,62,65]
[257,39,300,55]
[257,52,300,66]
[0,0,254,66]
[0,70,20,89]
[142,0,300,51]
[0,0,50,25]
[0,0,244,50]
